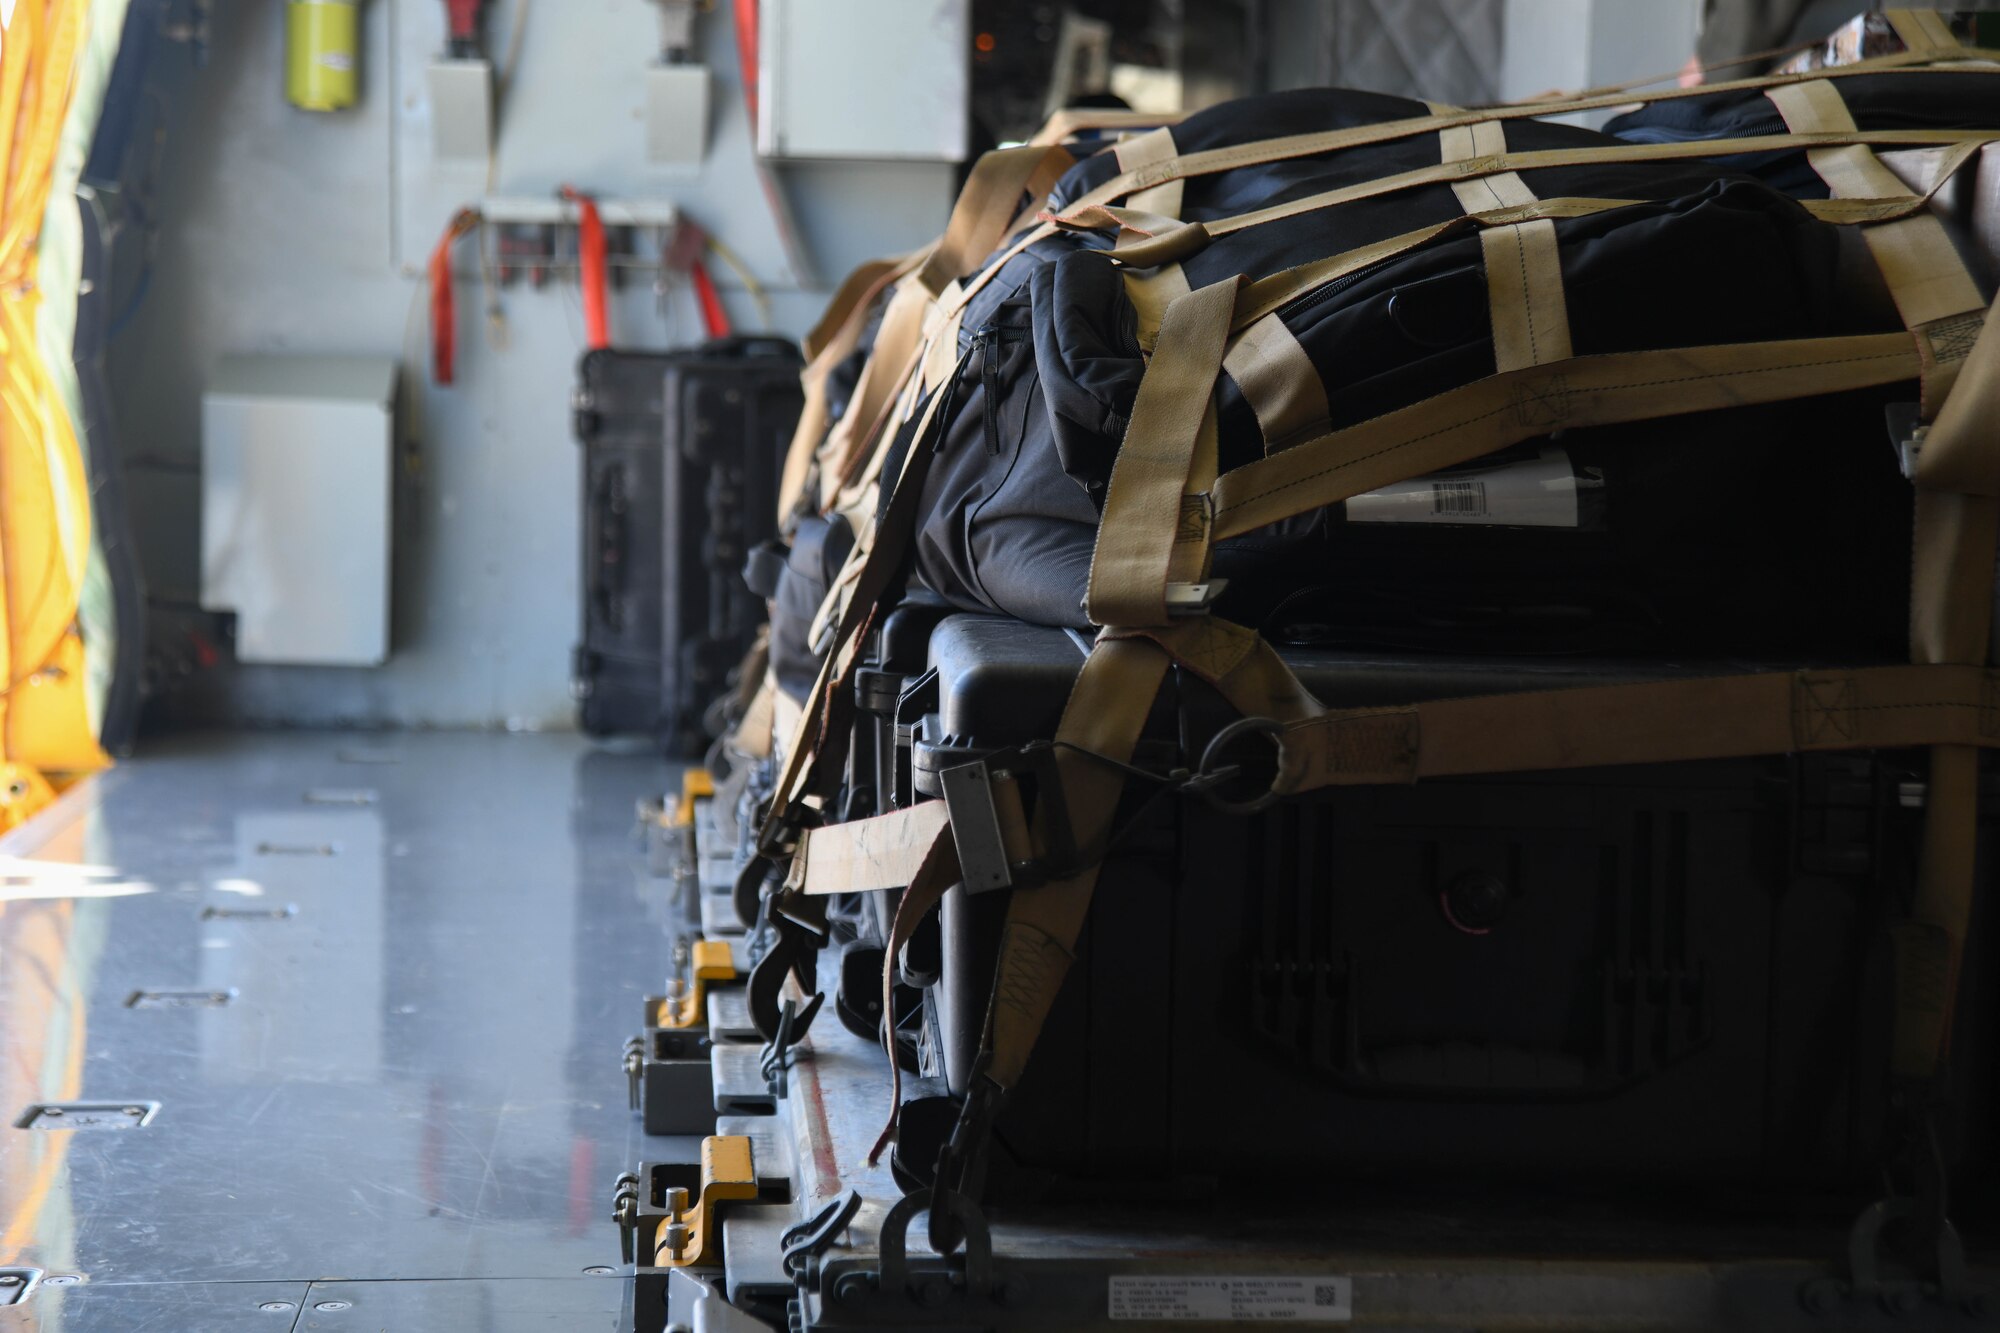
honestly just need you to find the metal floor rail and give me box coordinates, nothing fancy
[618,782,2000,1333]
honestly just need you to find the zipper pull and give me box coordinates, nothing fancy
[927,330,985,455]
[979,326,1005,456]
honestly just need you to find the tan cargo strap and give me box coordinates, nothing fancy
[1048,55,1997,257]
[1442,119,1571,373]
[1117,126,1187,222]
[868,828,961,1161]
[1192,124,1563,458]
[918,142,1076,299]
[814,144,1073,507]
[755,31,2000,1173]
[1923,295,2000,498]
[766,378,962,833]
[803,254,912,363]
[1768,80,1987,411]
[789,658,2000,895]
[1227,153,1981,337]
[982,635,1172,1090]
[818,282,933,504]
[1085,278,1240,628]
[1222,309,1331,453]
[1081,129,2000,270]
[933,54,2000,332]
[1124,259,1193,354]
[1209,331,1922,541]
[781,253,920,522]
[1443,118,1537,211]
[790,800,952,897]
[1904,270,2000,1078]
[1259,664,2000,791]
[1888,7,1964,56]
[1767,76,1996,1084]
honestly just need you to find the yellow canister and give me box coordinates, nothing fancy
[286,0,361,112]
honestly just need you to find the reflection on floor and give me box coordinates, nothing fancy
[0,732,675,1331]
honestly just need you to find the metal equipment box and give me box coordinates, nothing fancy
[755,0,969,160]
[200,354,397,666]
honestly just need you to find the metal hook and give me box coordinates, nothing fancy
[878,1187,995,1303]
[780,1188,864,1279]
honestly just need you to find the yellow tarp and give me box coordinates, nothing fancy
[1,0,108,831]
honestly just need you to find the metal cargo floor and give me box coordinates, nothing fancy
[0,732,675,1331]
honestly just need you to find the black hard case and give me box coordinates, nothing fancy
[886,614,1998,1195]
[573,339,803,751]
[574,349,675,739]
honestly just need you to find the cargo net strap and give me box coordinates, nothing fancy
[966,42,2000,1110]
[760,29,2000,1148]
[938,51,2000,330]
[780,43,2000,665]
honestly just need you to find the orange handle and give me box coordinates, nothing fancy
[561,186,612,350]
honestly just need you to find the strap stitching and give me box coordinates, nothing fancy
[1514,226,1541,363]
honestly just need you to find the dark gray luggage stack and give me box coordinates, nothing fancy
[856,615,1999,1200]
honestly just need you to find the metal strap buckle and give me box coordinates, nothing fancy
[937,745,1081,894]
[1165,577,1228,618]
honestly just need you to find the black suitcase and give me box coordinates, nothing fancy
[659,339,804,753]
[575,349,677,738]
[573,338,803,752]
[876,614,2000,1206]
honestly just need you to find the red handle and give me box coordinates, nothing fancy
[561,186,612,350]
[691,259,732,339]
[446,0,483,43]
[428,208,481,384]
[734,0,759,125]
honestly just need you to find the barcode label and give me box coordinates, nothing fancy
[1431,481,1487,517]
[1348,449,1579,528]
[1109,1275,1353,1322]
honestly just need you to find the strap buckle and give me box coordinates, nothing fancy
[939,721,1284,895]
[937,745,1081,894]
[1886,401,1928,481]
[1165,577,1228,617]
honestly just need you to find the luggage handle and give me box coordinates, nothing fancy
[591,463,630,632]
[1342,1040,1626,1098]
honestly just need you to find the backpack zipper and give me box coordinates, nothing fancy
[1278,268,1366,320]
[968,320,1027,455]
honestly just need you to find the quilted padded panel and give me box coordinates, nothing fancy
[1328,0,1505,106]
